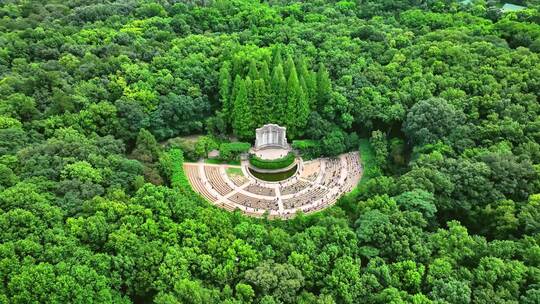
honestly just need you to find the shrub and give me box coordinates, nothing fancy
[321,129,346,156]
[293,132,358,159]
[292,139,321,159]
[219,142,251,161]
[195,135,219,159]
[166,137,198,161]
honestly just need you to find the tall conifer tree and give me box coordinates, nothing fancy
[284,55,295,80]
[271,64,287,125]
[305,70,318,109]
[299,76,308,102]
[231,75,243,113]
[297,57,317,108]
[231,56,244,78]
[244,76,255,132]
[252,79,268,128]
[260,61,271,85]
[285,68,309,138]
[247,60,259,80]
[262,53,272,68]
[316,63,332,108]
[245,76,254,110]
[271,46,283,71]
[232,78,253,140]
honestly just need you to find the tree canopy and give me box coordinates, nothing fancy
[1,0,540,303]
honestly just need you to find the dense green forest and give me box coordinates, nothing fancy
[1,0,540,303]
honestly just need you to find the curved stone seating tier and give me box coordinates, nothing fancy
[245,183,276,197]
[229,192,279,211]
[322,158,341,186]
[217,201,236,212]
[204,166,234,196]
[300,160,321,181]
[280,180,310,196]
[183,151,362,219]
[185,164,218,202]
[343,152,361,190]
[229,173,249,186]
[283,186,329,209]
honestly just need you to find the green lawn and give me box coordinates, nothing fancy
[226,167,243,176]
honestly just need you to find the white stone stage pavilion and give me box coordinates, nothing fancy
[254,124,290,160]
[255,124,288,149]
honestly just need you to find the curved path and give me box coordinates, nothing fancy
[184,152,362,219]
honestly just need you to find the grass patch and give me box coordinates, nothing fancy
[226,167,243,176]
[357,138,378,184]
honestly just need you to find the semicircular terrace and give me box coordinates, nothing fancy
[184,151,362,219]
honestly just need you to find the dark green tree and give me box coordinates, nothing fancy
[297,57,317,108]
[370,130,389,168]
[403,98,463,146]
[284,54,295,81]
[244,262,304,304]
[232,78,253,140]
[252,79,269,129]
[260,61,272,86]
[132,129,160,163]
[285,67,309,139]
[271,46,283,71]
[316,63,332,110]
[270,64,287,125]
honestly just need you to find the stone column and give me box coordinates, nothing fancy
[256,129,261,147]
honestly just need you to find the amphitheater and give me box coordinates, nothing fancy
[184,151,362,219]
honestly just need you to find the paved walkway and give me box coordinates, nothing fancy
[184,152,362,219]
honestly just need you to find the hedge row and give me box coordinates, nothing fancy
[160,148,191,191]
[249,152,296,170]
